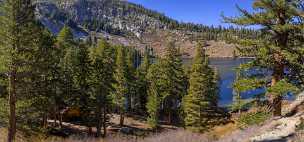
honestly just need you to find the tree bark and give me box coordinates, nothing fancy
[103,107,107,137]
[272,96,282,116]
[8,71,16,142]
[96,106,102,137]
[271,62,284,117]
[59,113,62,128]
[120,111,124,127]
[42,113,48,129]
[88,127,93,136]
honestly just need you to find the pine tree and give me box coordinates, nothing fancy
[125,48,137,113]
[160,41,187,124]
[89,39,116,137]
[146,63,162,129]
[52,26,76,127]
[71,42,93,135]
[223,0,304,116]
[56,25,74,46]
[30,28,57,129]
[146,41,187,127]
[0,0,37,141]
[113,46,128,126]
[136,50,151,114]
[183,43,219,132]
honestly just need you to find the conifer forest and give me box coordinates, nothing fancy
[0,0,303,142]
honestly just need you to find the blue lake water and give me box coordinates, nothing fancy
[183,58,262,106]
[209,58,257,106]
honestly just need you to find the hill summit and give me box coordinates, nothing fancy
[36,0,258,57]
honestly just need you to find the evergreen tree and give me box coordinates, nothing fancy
[73,43,93,135]
[89,39,116,137]
[146,41,187,127]
[183,43,219,132]
[56,25,74,46]
[136,51,151,114]
[0,0,37,141]
[223,0,304,116]
[146,63,162,129]
[52,26,76,127]
[160,41,187,124]
[30,28,57,129]
[113,46,128,126]
[125,48,137,113]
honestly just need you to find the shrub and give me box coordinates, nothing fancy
[296,117,304,131]
[237,110,270,128]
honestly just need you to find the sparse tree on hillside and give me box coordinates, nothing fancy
[223,0,304,116]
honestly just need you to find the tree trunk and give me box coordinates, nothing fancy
[42,113,48,129]
[271,62,284,117]
[120,111,124,127]
[273,96,282,116]
[128,95,132,113]
[168,111,172,124]
[88,127,93,136]
[103,107,107,137]
[96,106,102,137]
[54,114,57,127]
[8,72,16,142]
[59,114,63,128]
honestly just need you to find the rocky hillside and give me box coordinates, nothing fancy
[35,0,258,57]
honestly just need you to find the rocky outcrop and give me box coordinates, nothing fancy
[250,113,303,142]
[34,0,255,58]
[249,91,304,142]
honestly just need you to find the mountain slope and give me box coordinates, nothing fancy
[35,0,258,57]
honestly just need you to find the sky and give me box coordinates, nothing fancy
[127,0,255,27]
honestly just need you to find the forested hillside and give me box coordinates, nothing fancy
[35,0,260,57]
[0,0,303,142]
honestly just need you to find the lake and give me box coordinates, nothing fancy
[183,58,261,106]
[150,57,263,106]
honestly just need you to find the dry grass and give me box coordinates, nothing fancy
[0,128,214,142]
[0,127,28,142]
[58,129,213,142]
[207,122,238,139]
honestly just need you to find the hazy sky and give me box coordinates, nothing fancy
[127,0,255,27]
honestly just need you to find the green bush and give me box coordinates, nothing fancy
[296,118,304,131]
[237,110,270,128]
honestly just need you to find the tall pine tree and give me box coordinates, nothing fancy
[136,50,151,114]
[113,46,128,126]
[183,43,219,132]
[223,0,304,116]
[90,39,116,137]
[0,0,37,141]
[160,41,187,124]
[125,48,137,113]
[146,63,162,129]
